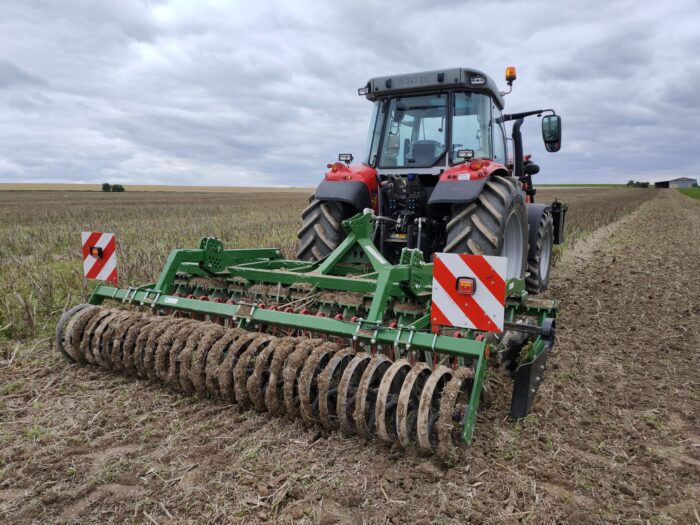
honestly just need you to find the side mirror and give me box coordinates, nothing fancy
[542,115,561,152]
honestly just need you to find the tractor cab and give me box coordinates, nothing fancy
[361,68,508,175]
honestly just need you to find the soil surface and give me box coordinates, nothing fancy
[1,191,699,524]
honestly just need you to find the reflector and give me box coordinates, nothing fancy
[456,277,476,295]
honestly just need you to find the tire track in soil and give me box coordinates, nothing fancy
[510,189,700,523]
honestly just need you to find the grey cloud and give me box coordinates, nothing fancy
[0,59,45,88]
[1,0,699,186]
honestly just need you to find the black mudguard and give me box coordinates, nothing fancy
[550,200,567,244]
[526,203,551,260]
[314,180,371,210]
[427,177,489,205]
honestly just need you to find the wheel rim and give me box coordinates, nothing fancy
[539,227,553,282]
[502,211,524,279]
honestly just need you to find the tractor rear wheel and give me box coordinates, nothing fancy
[296,198,356,261]
[445,176,528,280]
[525,210,554,293]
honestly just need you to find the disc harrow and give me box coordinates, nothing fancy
[56,211,558,463]
[57,305,495,461]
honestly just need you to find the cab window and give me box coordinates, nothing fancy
[451,92,492,162]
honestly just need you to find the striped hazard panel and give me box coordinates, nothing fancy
[431,253,507,333]
[81,231,118,286]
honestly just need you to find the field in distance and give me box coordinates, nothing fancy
[0,183,313,193]
[1,182,636,192]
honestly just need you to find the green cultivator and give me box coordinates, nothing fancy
[57,212,556,463]
[57,66,564,463]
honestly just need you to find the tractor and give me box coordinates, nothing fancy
[298,67,565,292]
[56,66,565,463]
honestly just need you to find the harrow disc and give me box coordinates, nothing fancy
[204,328,244,399]
[336,353,371,436]
[55,304,89,361]
[80,308,115,365]
[108,311,139,372]
[190,324,226,396]
[247,336,294,412]
[100,310,133,370]
[234,335,274,410]
[155,320,199,383]
[396,362,432,449]
[217,331,261,403]
[89,309,121,368]
[416,365,453,454]
[122,317,154,376]
[265,338,306,417]
[375,359,412,444]
[61,304,97,362]
[282,342,314,419]
[180,323,219,394]
[298,343,337,425]
[141,317,181,380]
[353,355,392,439]
[436,368,474,464]
[317,347,355,430]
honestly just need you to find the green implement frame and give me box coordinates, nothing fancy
[88,211,556,443]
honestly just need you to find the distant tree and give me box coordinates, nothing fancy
[102,183,111,192]
[626,180,634,187]
[111,184,125,192]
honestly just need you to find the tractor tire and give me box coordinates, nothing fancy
[296,198,356,261]
[525,210,554,293]
[444,176,528,280]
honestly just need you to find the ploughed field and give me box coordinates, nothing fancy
[1,187,698,524]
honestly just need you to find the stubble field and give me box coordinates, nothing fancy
[1,187,698,524]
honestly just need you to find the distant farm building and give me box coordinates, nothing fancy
[654,177,698,189]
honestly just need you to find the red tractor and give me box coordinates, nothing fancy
[297,67,565,293]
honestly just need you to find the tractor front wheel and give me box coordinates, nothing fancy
[445,176,528,280]
[296,198,356,261]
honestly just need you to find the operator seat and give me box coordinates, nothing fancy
[409,140,442,165]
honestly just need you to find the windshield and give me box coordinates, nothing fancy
[366,92,496,169]
[378,94,447,168]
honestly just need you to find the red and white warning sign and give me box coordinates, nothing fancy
[431,253,507,333]
[81,231,118,286]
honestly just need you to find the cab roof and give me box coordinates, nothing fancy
[362,67,505,109]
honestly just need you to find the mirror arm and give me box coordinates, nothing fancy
[503,109,556,122]
[512,118,525,180]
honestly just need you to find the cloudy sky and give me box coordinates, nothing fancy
[1,0,698,186]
